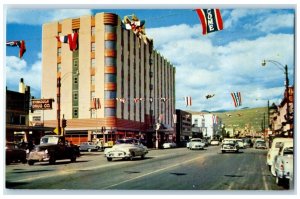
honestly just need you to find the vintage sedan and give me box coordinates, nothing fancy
[27,135,78,165]
[79,142,100,152]
[104,138,148,161]
[162,142,177,149]
[221,139,239,153]
[188,138,206,150]
[6,142,27,165]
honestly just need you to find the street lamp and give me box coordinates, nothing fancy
[57,70,79,136]
[261,59,290,134]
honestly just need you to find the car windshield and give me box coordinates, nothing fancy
[223,140,235,145]
[40,137,59,144]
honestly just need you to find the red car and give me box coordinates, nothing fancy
[6,142,27,165]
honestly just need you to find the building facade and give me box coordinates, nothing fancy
[192,113,222,140]
[175,109,192,143]
[42,13,176,146]
[6,78,54,144]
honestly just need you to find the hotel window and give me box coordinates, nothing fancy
[91,91,95,99]
[57,63,61,72]
[91,75,95,85]
[91,58,95,68]
[91,42,95,52]
[73,91,78,100]
[58,48,61,57]
[105,41,116,49]
[73,108,78,118]
[105,91,116,99]
[105,74,116,83]
[105,25,116,33]
[91,26,95,36]
[105,108,116,116]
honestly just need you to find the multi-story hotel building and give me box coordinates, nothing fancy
[42,13,176,147]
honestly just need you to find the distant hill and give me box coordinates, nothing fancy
[188,107,269,132]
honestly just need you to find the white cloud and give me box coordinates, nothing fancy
[147,24,294,111]
[254,14,294,32]
[6,55,42,97]
[6,9,92,25]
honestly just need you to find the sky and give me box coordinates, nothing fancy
[4,6,295,112]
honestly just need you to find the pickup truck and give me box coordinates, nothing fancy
[273,140,293,188]
[27,135,80,165]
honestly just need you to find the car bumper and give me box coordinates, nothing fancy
[27,151,50,162]
[105,151,130,158]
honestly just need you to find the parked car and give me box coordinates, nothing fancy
[6,142,27,165]
[236,139,245,149]
[188,138,206,150]
[266,137,293,171]
[104,138,148,161]
[221,139,239,153]
[27,135,79,165]
[273,140,293,188]
[79,142,100,152]
[254,140,267,149]
[210,140,220,146]
[162,142,177,149]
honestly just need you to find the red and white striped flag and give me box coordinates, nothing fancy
[185,96,192,106]
[196,9,224,35]
[231,92,242,107]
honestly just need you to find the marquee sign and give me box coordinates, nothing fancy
[31,99,53,110]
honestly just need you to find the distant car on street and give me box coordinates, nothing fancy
[79,142,100,152]
[221,139,239,153]
[188,138,206,150]
[210,140,220,146]
[162,142,177,149]
[254,140,267,149]
[6,142,27,165]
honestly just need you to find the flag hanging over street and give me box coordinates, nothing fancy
[212,115,218,124]
[56,32,78,51]
[185,96,192,107]
[6,40,26,58]
[231,92,242,107]
[196,9,224,35]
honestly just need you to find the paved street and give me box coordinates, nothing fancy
[6,146,289,191]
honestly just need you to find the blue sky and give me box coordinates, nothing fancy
[5,7,295,111]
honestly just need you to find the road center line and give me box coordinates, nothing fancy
[102,155,205,189]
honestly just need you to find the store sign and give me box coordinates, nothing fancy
[32,99,53,110]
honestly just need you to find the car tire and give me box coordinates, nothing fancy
[276,176,283,186]
[141,154,145,159]
[107,157,112,161]
[21,158,27,164]
[28,160,34,166]
[70,154,76,162]
[49,156,56,165]
[130,152,135,161]
[221,150,225,153]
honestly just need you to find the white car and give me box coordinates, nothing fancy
[104,138,148,161]
[162,142,176,149]
[188,138,205,150]
[210,140,220,146]
[267,137,293,171]
[274,141,293,187]
[221,139,239,153]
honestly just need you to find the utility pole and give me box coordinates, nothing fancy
[57,76,61,135]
